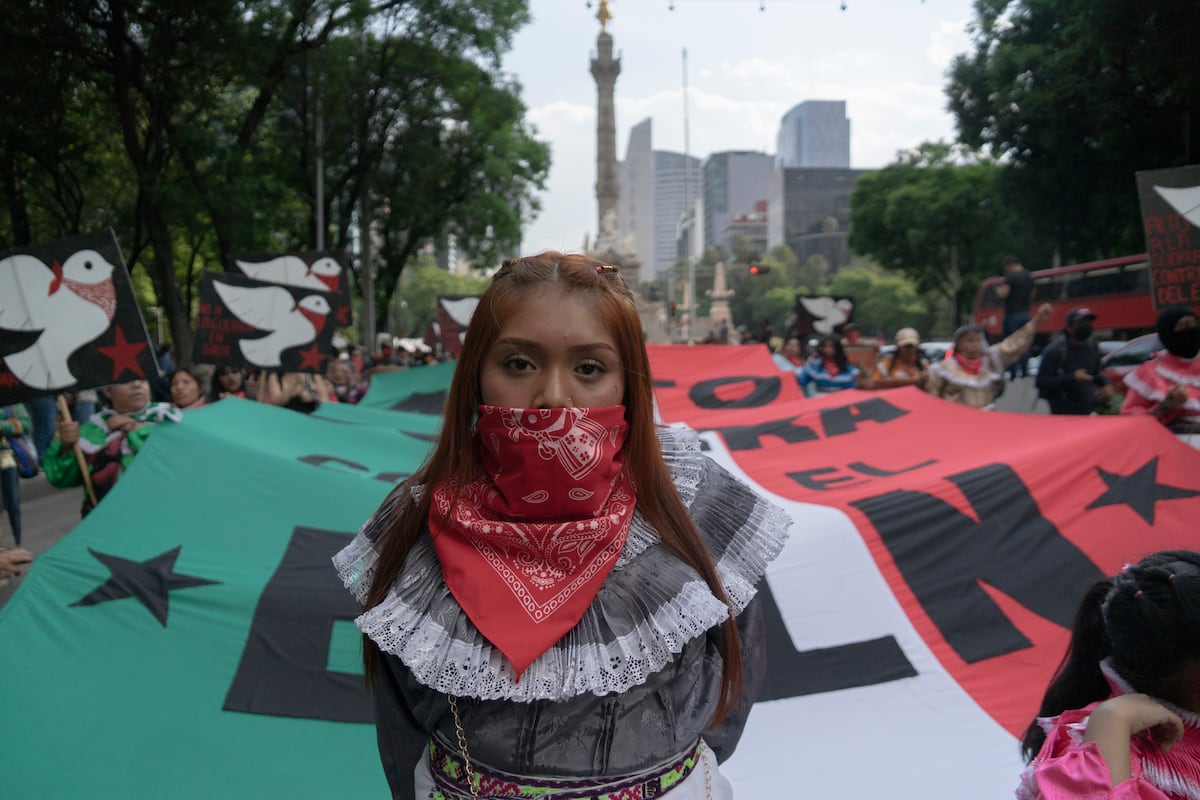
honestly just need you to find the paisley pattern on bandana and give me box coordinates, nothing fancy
[428,405,634,676]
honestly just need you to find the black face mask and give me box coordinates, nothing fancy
[1074,323,1093,340]
[1162,326,1200,359]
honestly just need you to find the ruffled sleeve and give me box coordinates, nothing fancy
[1017,707,1172,800]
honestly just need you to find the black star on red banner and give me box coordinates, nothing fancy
[70,546,221,627]
[1087,457,1200,524]
[96,326,148,380]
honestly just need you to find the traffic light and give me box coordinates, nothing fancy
[668,301,677,318]
[748,264,771,276]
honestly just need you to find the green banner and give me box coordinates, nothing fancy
[357,361,456,412]
[0,395,442,798]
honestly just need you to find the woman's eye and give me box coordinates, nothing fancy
[577,361,604,377]
[505,356,533,371]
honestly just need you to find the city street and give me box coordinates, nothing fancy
[0,472,80,609]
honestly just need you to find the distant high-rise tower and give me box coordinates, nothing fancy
[617,119,701,279]
[590,1,621,235]
[776,100,850,168]
[702,150,774,256]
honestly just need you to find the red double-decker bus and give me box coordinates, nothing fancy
[974,254,1154,338]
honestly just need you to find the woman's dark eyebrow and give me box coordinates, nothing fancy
[496,337,617,355]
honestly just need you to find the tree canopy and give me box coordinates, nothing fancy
[946,0,1199,259]
[848,143,1043,325]
[0,0,548,357]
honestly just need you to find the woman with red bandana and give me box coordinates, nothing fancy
[334,252,790,800]
[925,304,1052,408]
[1121,306,1200,431]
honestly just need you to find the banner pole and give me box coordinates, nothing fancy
[56,394,97,507]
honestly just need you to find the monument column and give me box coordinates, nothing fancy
[590,1,620,235]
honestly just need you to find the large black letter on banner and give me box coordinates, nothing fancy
[689,376,780,409]
[819,397,907,437]
[224,527,372,722]
[758,580,916,700]
[851,463,1104,664]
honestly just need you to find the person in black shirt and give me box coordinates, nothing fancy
[995,255,1035,378]
[1036,306,1114,414]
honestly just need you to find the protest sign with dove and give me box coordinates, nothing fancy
[0,229,156,404]
[193,272,338,373]
[227,249,353,330]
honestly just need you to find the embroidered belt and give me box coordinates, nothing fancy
[429,736,706,799]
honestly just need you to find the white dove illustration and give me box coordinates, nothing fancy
[234,255,342,293]
[213,281,331,368]
[798,296,855,335]
[0,249,118,389]
[1154,184,1200,228]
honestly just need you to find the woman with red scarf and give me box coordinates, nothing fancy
[926,304,1052,408]
[334,252,789,800]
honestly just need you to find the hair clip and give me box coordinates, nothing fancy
[1134,590,1144,598]
[596,264,619,273]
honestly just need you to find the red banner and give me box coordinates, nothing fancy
[649,343,1200,736]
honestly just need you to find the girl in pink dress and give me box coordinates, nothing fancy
[1016,550,1200,799]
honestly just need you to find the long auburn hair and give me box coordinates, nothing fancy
[363,251,743,723]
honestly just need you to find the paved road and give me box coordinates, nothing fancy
[0,376,1048,611]
[0,471,81,609]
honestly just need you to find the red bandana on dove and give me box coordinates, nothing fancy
[429,405,635,676]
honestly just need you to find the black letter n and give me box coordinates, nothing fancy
[850,463,1103,663]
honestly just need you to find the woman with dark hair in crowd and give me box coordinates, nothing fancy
[169,367,207,411]
[209,365,247,402]
[334,251,789,799]
[1017,550,1200,799]
[794,334,859,395]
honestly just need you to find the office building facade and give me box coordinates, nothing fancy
[777,101,851,168]
[702,150,774,258]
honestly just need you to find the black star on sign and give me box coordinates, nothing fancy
[1087,456,1200,525]
[70,546,221,627]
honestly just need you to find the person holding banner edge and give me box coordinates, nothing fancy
[45,378,181,515]
[335,252,789,800]
[1120,306,1200,430]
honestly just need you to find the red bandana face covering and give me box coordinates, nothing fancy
[954,352,984,375]
[428,405,635,677]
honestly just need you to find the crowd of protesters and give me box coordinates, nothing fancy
[0,336,455,565]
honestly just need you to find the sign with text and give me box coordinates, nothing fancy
[192,272,338,373]
[1136,164,1200,310]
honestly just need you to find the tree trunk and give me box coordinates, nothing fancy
[143,199,192,364]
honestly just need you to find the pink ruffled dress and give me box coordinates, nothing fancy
[1016,665,1200,800]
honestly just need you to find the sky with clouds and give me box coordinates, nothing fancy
[503,0,978,254]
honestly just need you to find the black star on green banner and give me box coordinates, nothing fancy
[1087,457,1200,524]
[71,546,221,627]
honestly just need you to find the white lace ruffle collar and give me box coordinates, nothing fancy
[333,424,790,702]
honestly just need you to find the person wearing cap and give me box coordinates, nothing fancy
[866,327,929,389]
[926,303,1053,408]
[1120,305,1200,430]
[1035,306,1113,414]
